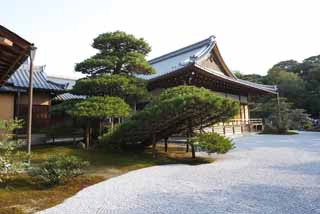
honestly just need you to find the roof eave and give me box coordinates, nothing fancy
[148,63,194,83]
[194,63,277,95]
[0,25,34,85]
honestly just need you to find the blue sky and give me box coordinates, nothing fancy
[2,0,320,78]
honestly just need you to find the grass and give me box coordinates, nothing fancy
[0,144,212,214]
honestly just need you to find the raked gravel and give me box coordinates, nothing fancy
[39,132,320,214]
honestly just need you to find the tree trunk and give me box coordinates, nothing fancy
[152,134,157,159]
[99,121,103,136]
[188,119,196,158]
[164,138,168,152]
[186,144,189,152]
[191,144,196,159]
[89,128,93,148]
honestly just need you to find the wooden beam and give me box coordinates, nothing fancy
[0,48,29,83]
[0,36,13,46]
[0,25,31,50]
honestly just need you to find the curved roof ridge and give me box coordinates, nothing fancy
[149,35,215,64]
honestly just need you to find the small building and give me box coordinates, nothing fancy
[0,63,65,129]
[47,76,85,102]
[145,36,277,134]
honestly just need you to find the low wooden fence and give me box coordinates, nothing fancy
[202,118,264,135]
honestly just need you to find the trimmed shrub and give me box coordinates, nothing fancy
[192,132,235,154]
[29,155,89,186]
[101,86,239,149]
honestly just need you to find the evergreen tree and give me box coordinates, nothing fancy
[75,31,155,76]
[102,86,239,158]
[52,97,131,148]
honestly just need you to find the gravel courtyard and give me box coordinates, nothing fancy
[40,132,320,214]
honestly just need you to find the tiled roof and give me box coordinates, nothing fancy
[141,36,215,80]
[54,93,85,101]
[6,63,64,91]
[47,76,85,101]
[47,76,77,90]
[143,35,277,94]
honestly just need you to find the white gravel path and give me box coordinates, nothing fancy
[39,132,320,214]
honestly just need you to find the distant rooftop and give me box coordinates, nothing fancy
[47,76,78,90]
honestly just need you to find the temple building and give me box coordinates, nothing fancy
[145,36,277,134]
[0,63,65,129]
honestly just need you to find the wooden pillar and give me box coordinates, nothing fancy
[16,91,21,118]
[239,103,243,133]
[277,92,281,129]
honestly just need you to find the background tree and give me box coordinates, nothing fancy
[237,53,320,119]
[264,70,306,109]
[270,60,301,74]
[288,109,311,130]
[251,98,292,133]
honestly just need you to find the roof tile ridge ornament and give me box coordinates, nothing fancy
[209,35,216,42]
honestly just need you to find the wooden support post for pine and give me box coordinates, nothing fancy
[152,134,157,159]
[164,138,168,152]
[133,101,137,112]
[111,117,114,131]
[85,127,90,149]
[200,117,204,134]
